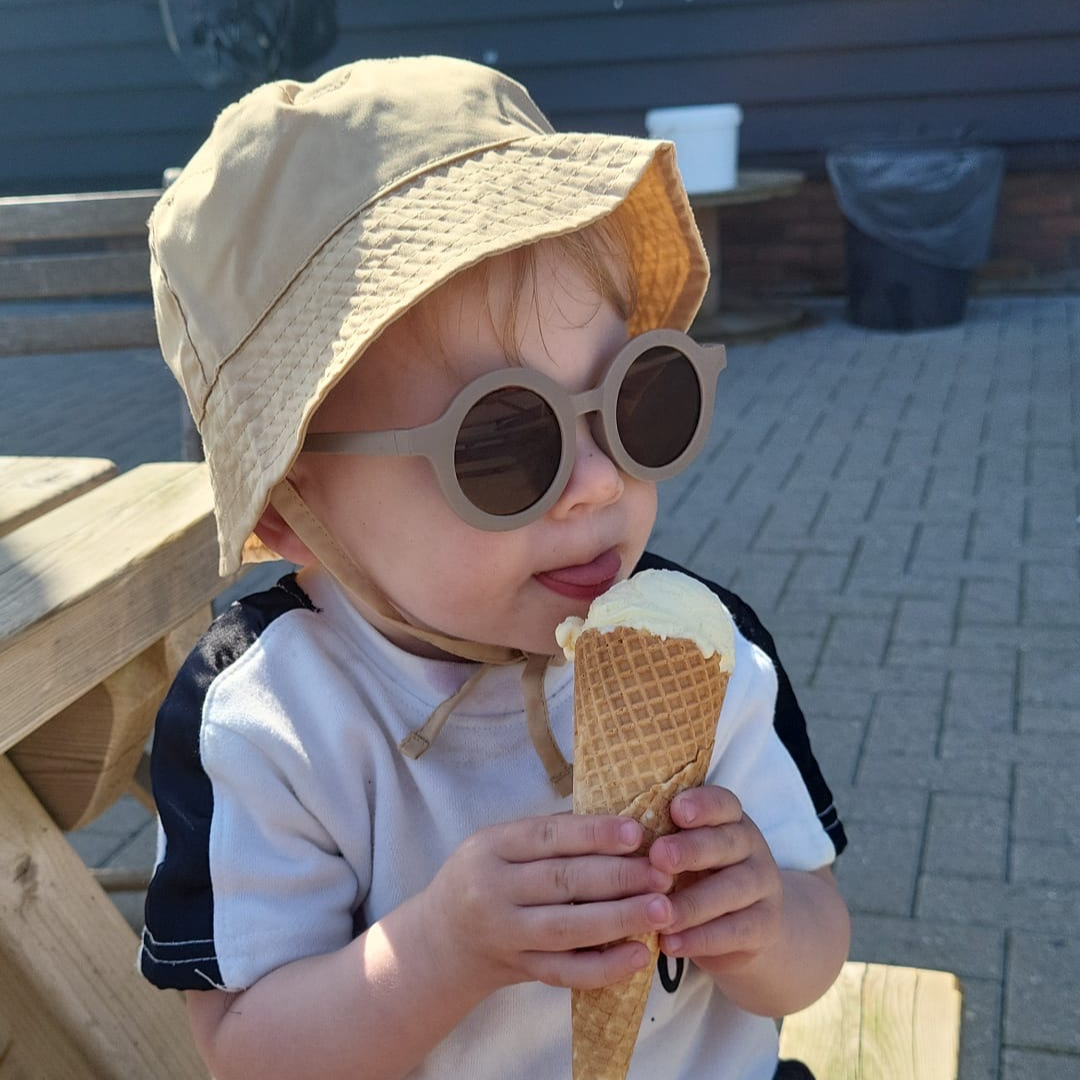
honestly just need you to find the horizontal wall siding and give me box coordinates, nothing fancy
[1,0,1078,193]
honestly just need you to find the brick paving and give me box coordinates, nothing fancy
[2,295,1077,1079]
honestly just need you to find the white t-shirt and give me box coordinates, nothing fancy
[141,557,844,1080]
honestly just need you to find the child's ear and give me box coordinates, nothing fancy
[253,501,318,566]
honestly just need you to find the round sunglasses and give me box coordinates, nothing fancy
[302,328,727,530]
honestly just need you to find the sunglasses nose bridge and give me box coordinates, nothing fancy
[564,387,639,494]
[569,384,606,420]
[565,383,615,459]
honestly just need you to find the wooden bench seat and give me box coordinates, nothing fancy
[779,960,963,1080]
[0,190,161,355]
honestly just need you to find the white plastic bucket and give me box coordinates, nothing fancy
[645,103,743,194]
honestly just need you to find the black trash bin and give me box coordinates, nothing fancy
[827,143,1004,330]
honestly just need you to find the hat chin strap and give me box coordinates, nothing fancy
[268,480,573,796]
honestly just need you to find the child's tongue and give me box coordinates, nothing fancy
[535,549,621,600]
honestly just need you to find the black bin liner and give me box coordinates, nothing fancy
[827,143,1004,329]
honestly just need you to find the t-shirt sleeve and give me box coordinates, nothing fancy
[140,589,364,993]
[635,551,846,863]
[707,631,839,871]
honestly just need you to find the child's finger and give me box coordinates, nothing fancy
[662,859,759,935]
[649,820,753,876]
[496,814,644,862]
[660,897,778,961]
[522,939,656,990]
[520,892,673,953]
[513,855,673,904]
[670,785,743,829]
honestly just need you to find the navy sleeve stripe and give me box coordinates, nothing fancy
[635,551,847,857]
[140,574,317,992]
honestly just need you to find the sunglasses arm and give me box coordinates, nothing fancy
[302,426,435,458]
[702,343,727,374]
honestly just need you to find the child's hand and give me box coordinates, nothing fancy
[647,786,784,976]
[417,814,674,998]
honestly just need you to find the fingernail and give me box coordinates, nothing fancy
[678,800,696,825]
[619,820,640,846]
[647,897,671,924]
[665,933,684,954]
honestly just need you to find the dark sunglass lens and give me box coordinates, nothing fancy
[455,387,562,515]
[617,348,702,468]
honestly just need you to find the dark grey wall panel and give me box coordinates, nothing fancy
[1,0,1077,193]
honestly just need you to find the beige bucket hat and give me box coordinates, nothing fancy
[150,55,709,575]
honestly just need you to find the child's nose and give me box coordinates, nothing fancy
[549,418,624,517]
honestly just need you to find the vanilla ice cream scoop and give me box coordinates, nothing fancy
[556,568,735,670]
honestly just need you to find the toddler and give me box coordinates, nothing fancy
[141,55,849,1080]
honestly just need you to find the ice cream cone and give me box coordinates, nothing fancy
[570,625,732,1080]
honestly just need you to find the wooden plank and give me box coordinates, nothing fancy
[779,961,862,1080]
[0,462,243,754]
[0,1014,9,1073]
[91,867,154,893]
[0,301,157,355]
[0,191,159,243]
[859,964,916,1078]
[910,968,963,1076]
[0,947,101,1079]
[10,604,211,830]
[778,961,963,1080]
[0,250,152,301]
[0,456,117,537]
[0,754,208,1079]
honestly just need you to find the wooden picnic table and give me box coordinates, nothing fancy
[0,456,241,1079]
[689,168,807,340]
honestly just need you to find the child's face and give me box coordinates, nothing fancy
[289,255,658,656]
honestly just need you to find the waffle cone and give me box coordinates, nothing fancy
[571,626,731,1080]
